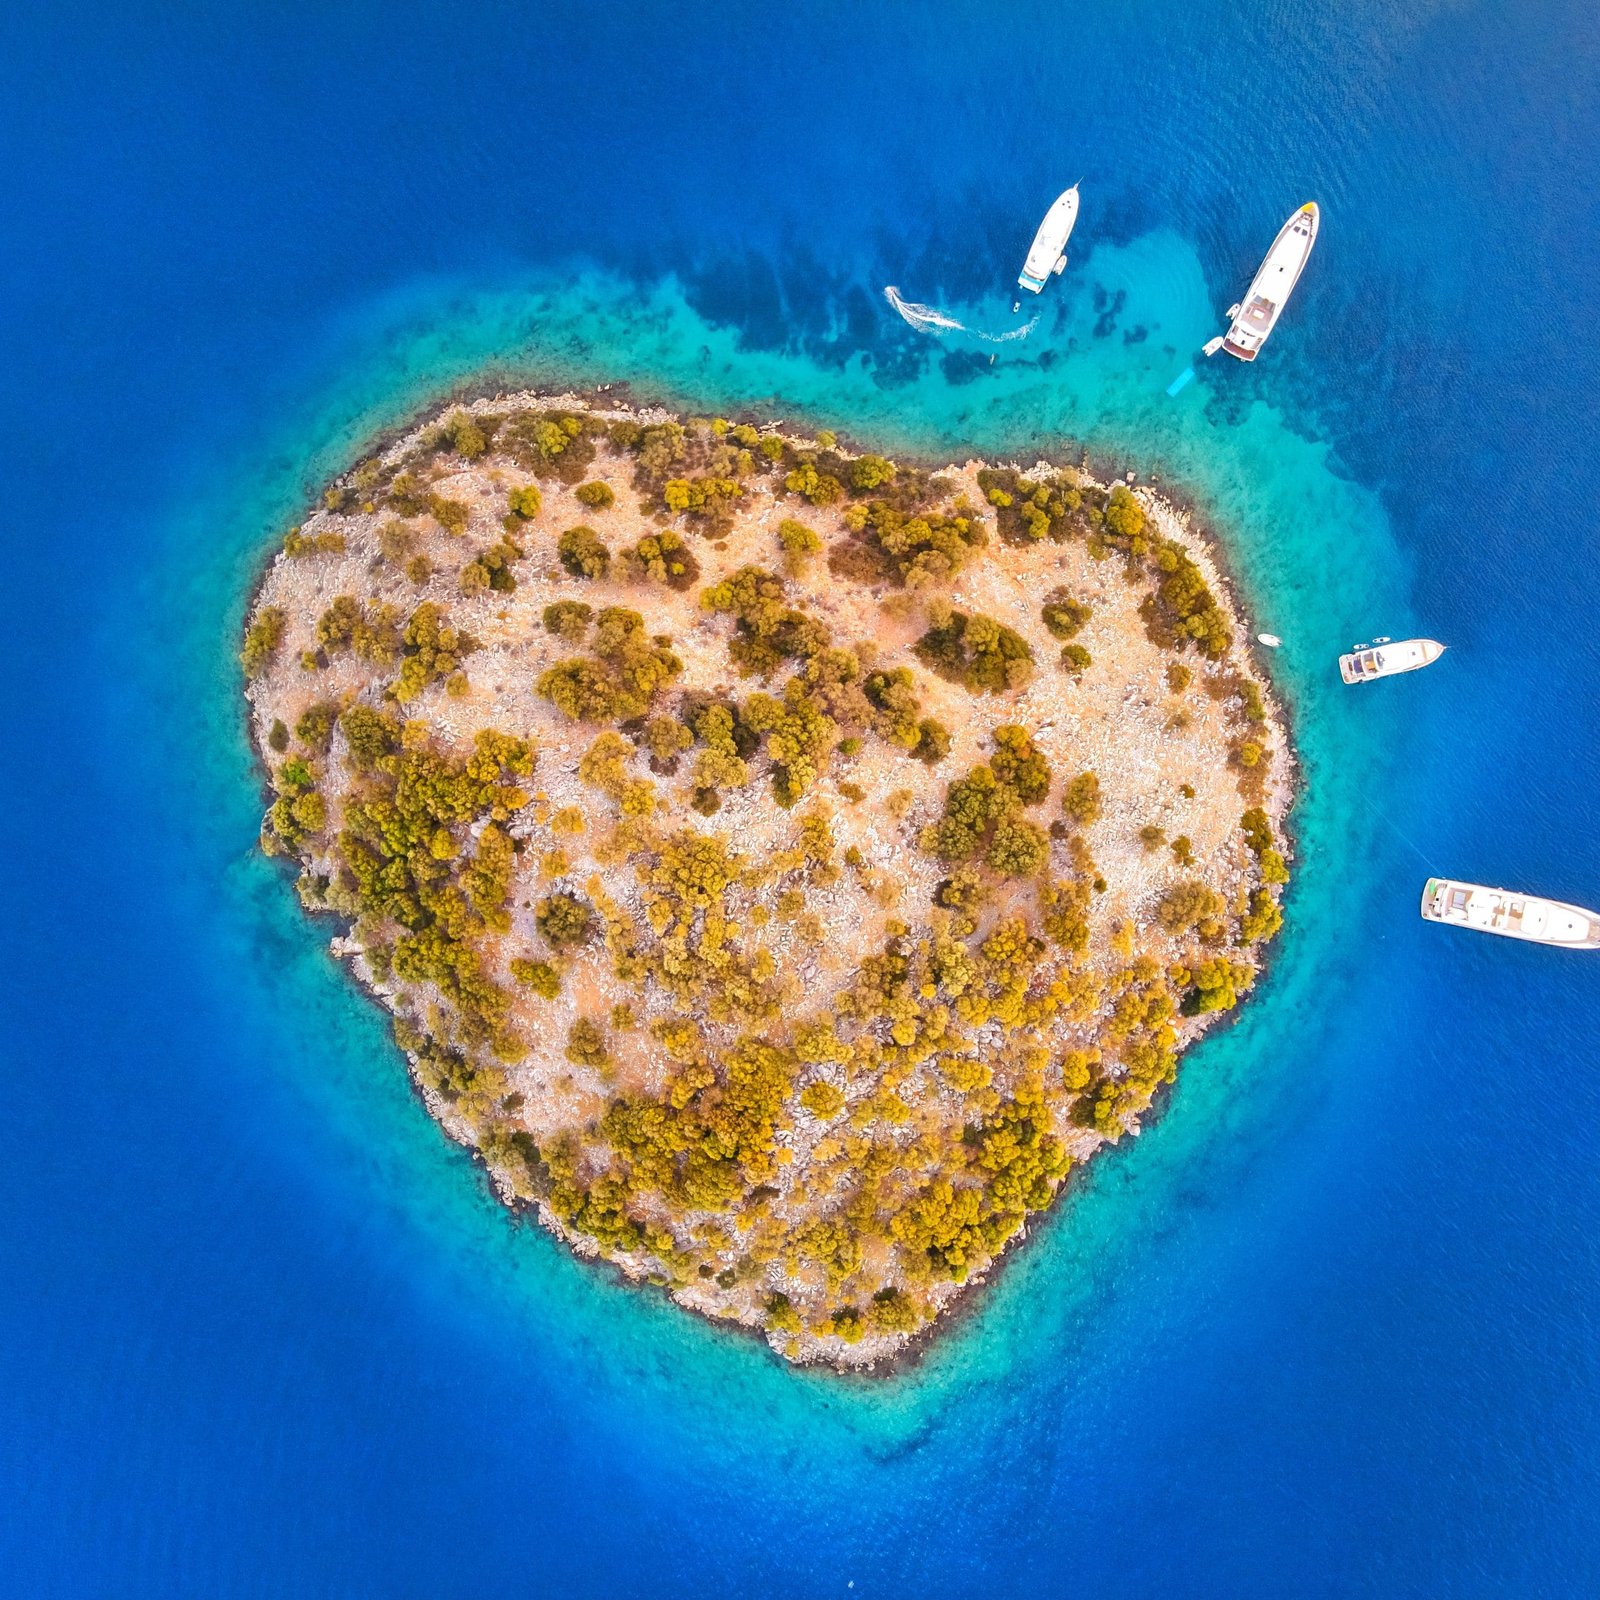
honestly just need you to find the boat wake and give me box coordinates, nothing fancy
[883,286,1036,343]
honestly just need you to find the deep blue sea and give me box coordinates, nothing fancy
[5,3,1600,1594]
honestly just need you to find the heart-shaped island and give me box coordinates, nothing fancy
[242,394,1292,1368]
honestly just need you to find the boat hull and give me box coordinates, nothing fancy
[1018,187,1079,295]
[1220,202,1319,360]
[1339,637,1445,684]
[1420,878,1600,948]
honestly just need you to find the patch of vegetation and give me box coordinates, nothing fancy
[1142,540,1232,659]
[1061,771,1102,826]
[925,727,1052,878]
[241,606,287,677]
[575,480,616,509]
[702,565,828,678]
[558,525,611,580]
[537,892,597,948]
[460,535,524,594]
[977,467,1086,543]
[502,409,599,483]
[538,606,682,723]
[1041,591,1093,640]
[625,530,700,590]
[914,604,1033,693]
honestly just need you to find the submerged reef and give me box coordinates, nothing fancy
[242,392,1293,1368]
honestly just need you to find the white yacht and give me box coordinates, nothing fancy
[1017,186,1080,297]
[1420,878,1600,949]
[1215,202,1319,361]
[1339,637,1445,684]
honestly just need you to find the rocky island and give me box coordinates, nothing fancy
[242,392,1293,1368]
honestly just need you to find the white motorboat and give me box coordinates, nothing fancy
[1017,186,1080,296]
[1339,637,1445,684]
[1420,878,1600,949]
[1218,202,1319,361]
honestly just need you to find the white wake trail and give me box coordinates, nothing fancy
[883,285,1036,343]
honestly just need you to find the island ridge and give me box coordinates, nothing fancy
[241,392,1293,1368]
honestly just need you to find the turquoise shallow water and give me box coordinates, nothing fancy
[7,2,1600,1593]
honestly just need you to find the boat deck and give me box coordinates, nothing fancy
[1241,295,1276,330]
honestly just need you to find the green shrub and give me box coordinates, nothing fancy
[777,517,822,574]
[392,602,475,703]
[460,536,523,594]
[317,595,403,664]
[850,454,896,492]
[1062,771,1102,826]
[976,467,1084,543]
[542,600,593,643]
[558,525,611,580]
[626,530,700,590]
[442,409,488,460]
[338,703,400,770]
[294,701,338,751]
[1103,484,1147,541]
[859,502,985,584]
[282,527,346,557]
[784,459,843,505]
[537,607,682,723]
[915,718,951,764]
[502,410,597,482]
[988,725,1050,803]
[565,1016,610,1068]
[1143,540,1232,658]
[914,606,1033,693]
[1241,807,1274,853]
[702,565,828,677]
[1239,889,1284,944]
[510,958,561,998]
[536,892,597,948]
[927,729,1051,875]
[1041,592,1093,640]
[868,1287,920,1334]
[1188,956,1254,1013]
[378,520,416,565]
[575,480,616,509]
[241,606,287,677]
[506,484,543,520]
[1156,880,1227,941]
[987,815,1050,877]
[800,1081,846,1119]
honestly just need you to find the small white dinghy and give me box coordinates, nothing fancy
[1339,637,1445,684]
[1017,186,1080,298]
[1256,632,1282,648]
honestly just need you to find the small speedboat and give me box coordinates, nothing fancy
[1339,637,1445,684]
[1214,203,1319,361]
[1016,186,1080,298]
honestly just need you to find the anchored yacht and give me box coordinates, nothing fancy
[1420,879,1600,949]
[1017,186,1080,297]
[1213,202,1319,361]
[1339,637,1445,684]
